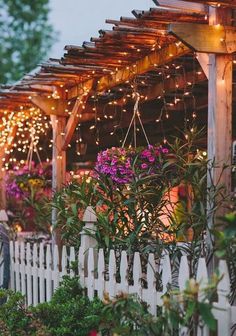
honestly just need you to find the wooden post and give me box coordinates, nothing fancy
[50,116,66,249]
[81,206,97,251]
[0,166,6,209]
[207,7,233,249]
[81,206,97,275]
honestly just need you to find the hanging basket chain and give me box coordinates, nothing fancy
[122,91,150,148]
[26,127,42,170]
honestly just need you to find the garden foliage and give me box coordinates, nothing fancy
[0,275,220,336]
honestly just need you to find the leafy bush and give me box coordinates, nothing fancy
[0,289,50,335]
[53,127,229,266]
[52,176,96,248]
[215,211,236,303]
[0,274,221,336]
[0,277,103,336]
[100,275,220,336]
[32,276,103,336]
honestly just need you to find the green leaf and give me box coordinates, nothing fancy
[198,302,216,331]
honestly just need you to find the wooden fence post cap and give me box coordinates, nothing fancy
[83,206,97,223]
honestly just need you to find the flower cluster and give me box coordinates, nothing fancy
[95,147,133,184]
[6,162,51,199]
[95,145,169,185]
[137,145,169,175]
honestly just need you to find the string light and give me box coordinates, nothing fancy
[0,107,50,170]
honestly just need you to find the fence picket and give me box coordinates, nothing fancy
[178,256,190,291]
[26,243,33,306]
[196,258,209,336]
[97,249,105,300]
[132,252,142,298]
[14,241,20,292]
[32,244,38,306]
[108,250,116,299]
[214,260,231,336]
[9,241,15,290]
[178,256,190,335]
[78,245,85,287]
[69,246,76,278]
[161,253,172,294]
[52,245,60,292]
[61,246,68,280]
[146,253,157,316]
[19,242,26,296]
[87,248,95,300]
[119,250,128,294]
[38,243,45,303]
[45,245,52,301]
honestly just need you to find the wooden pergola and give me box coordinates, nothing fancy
[0,0,235,235]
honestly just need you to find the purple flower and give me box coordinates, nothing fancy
[95,145,170,185]
[148,156,155,163]
[141,163,148,169]
[162,148,169,154]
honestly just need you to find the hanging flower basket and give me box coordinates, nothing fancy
[6,162,51,199]
[95,145,169,185]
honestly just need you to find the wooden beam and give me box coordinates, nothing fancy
[62,80,93,150]
[96,43,190,92]
[196,53,209,79]
[177,0,236,8]
[31,96,67,116]
[169,23,236,53]
[154,0,207,13]
[65,43,190,100]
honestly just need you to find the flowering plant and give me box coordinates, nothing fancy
[95,145,169,185]
[6,162,52,232]
[6,162,51,200]
[95,147,134,184]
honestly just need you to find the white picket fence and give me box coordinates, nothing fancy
[8,240,236,335]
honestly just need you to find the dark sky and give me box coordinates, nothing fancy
[50,0,153,57]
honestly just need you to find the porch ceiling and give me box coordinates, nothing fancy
[0,0,236,165]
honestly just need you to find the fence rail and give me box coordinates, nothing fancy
[7,240,236,335]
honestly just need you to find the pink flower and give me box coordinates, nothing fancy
[162,148,169,154]
[88,331,97,336]
[141,163,148,169]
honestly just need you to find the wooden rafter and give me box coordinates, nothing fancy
[153,0,207,13]
[62,79,93,150]
[31,96,68,116]
[178,0,236,8]
[169,23,236,53]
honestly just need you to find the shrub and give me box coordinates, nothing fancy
[32,276,103,336]
[0,289,50,336]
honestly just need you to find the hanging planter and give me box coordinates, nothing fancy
[6,162,51,200]
[95,92,169,185]
[95,145,168,185]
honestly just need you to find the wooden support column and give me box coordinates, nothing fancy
[50,116,66,248]
[0,166,6,209]
[169,7,233,250]
[207,7,233,248]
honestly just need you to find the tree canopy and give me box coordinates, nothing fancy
[0,0,56,84]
